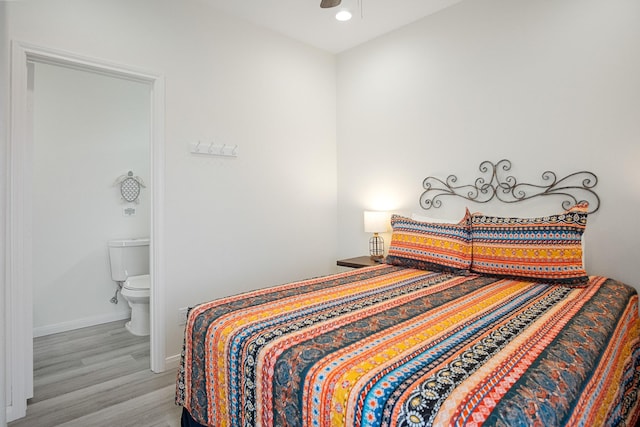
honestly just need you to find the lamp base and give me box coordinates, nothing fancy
[369,233,384,260]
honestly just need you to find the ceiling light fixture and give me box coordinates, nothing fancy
[335,10,352,21]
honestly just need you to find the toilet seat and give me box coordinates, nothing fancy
[123,274,150,295]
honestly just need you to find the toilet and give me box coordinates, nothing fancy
[121,274,150,336]
[108,238,150,336]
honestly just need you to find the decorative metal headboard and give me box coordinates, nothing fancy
[420,159,600,214]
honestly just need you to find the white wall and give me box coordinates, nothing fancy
[31,63,150,335]
[4,0,337,366]
[337,0,640,289]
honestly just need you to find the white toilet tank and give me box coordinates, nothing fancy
[108,238,150,282]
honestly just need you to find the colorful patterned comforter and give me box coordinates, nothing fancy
[176,264,640,427]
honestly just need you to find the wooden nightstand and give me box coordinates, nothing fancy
[336,256,382,269]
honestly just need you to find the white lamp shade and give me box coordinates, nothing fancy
[364,211,389,233]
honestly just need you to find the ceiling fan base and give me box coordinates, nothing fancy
[320,0,342,8]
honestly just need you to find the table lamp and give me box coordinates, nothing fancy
[364,211,389,261]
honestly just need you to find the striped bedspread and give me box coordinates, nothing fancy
[176,264,640,427]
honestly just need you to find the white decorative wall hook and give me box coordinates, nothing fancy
[189,141,238,158]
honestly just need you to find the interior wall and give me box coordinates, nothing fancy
[337,0,640,289]
[31,62,150,336]
[4,0,337,362]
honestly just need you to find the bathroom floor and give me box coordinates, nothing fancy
[8,320,181,427]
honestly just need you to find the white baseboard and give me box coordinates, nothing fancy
[5,402,24,423]
[164,353,182,371]
[33,311,131,337]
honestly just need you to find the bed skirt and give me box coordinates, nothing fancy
[181,407,206,427]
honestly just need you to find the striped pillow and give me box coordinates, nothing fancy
[386,210,472,273]
[470,202,589,284]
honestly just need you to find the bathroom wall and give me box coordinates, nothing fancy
[31,62,151,336]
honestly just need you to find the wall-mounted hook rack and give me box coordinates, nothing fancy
[190,141,238,157]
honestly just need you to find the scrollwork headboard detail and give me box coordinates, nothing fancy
[420,159,600,214]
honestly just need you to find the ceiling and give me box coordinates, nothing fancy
[200,0,463,53]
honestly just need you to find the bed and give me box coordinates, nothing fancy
[175,160,640,427]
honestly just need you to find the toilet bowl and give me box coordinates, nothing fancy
[121,274,150,336]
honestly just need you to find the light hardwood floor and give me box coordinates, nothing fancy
[8,320,183,427]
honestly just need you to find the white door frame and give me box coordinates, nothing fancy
[6,40,166,421]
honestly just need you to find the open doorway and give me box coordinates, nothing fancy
[7,41,166,422]
[31,61,151,338]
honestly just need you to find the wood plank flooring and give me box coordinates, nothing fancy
[8,320,183,427]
